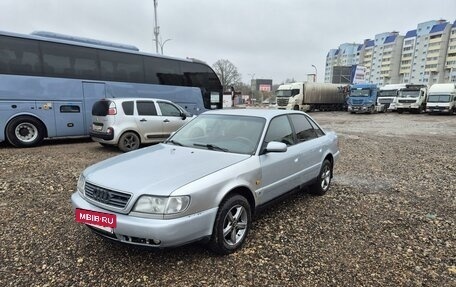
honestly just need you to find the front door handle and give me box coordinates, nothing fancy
[140,119,147,122]
[163,119,170,123]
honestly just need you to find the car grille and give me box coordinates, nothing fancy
[85,182,131,209]
[352,99,363,105]
[277,98,289,106]
[378,98,393,104]
[398,99,416,103]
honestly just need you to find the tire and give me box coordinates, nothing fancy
[209,194,251,255]
[6,116,45,147]
[310,159,332,196]
[118,131,140,152]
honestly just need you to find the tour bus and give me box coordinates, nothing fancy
[0,30,223,147]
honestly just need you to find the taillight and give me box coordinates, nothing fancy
[108,102,117,115]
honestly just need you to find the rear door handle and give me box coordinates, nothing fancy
[163,119,170,123]
[140,119,147,122]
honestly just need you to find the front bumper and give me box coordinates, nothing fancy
[71,192,217,248]
[348,105,372,113]
[426,107,452,114]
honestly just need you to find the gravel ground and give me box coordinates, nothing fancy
[1,112,455,286]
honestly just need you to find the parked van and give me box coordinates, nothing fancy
[90,98,194,152]
[426,83,456,115]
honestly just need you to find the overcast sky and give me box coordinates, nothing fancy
[1,0,455,84]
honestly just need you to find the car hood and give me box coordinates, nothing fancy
[84,144,251,196]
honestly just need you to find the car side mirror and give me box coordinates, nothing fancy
[180,112,187,120]
[265,141,287,153]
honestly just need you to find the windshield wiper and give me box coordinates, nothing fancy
[167,140,183,146]
[193,143,229,152]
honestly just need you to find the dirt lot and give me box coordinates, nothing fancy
[1,112,455,286]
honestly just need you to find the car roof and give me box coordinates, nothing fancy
[98,98,173,103]
[202,108,308,120]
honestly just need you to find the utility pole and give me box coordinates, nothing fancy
[311,64,317,82]
[153,0,159,54]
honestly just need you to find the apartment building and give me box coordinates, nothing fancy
[324,43,360,83]
[326,19,455,86]
[445,21,456,82]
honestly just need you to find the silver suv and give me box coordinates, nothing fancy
[90,98,194,152]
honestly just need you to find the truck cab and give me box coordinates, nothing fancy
[347,83,384,114]
[426,83,456,114]
[396,84,428,114]
[275,83,301,109]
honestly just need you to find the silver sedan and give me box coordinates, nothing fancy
[71,109,340,254]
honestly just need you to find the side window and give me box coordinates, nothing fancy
[0,36,42,76]
[41,42,73,77]
[136,101,157,116]
[290,114,318,142]
[122,101,134,116]
[307,116,325,137]
[264,115,294,146]
[144,57,184,85]
[100,51,145,83]
[158,102,181,117]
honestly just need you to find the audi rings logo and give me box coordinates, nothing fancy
[92,188,112,204]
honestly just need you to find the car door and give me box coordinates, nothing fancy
[289,114,324,183]
[258,115,302,204]
[157,101,188,137]
[134,100,165,141]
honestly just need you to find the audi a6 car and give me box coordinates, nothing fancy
[71,109,340,254]
[90,98,194,152]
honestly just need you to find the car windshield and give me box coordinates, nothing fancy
[166,114,266,155]
[350,89,371,97]
[399,90,420,98]
[427,95,451,103]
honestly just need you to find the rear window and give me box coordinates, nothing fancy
[92,100,112,116]
[122,101,134,115]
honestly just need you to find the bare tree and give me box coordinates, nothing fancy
[212,59,242,91]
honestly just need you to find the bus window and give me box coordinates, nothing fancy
[72,47,99,80]
[41,42,74,78]
[99,50,144,83]
[0,36,42,76]
[145,57,184,86]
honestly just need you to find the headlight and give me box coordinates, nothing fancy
[133,196,190,214]
[77,175,85,194]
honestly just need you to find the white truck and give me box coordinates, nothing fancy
[377,84,407,111]
[275,82,347,111]
[396,84,428,114]
[426,83,456,115]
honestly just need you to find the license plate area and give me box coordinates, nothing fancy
[75,208,116,232]
[92,123,103,132]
